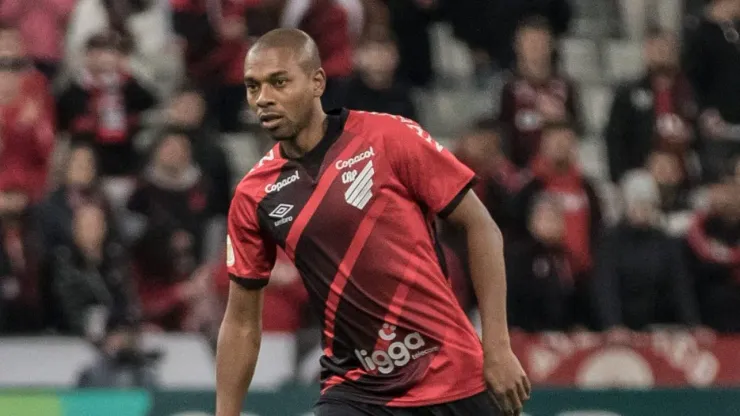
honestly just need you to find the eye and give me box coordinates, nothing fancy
[274,78,288,88]
[246,83,259,94]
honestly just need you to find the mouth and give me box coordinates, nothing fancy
[259,113,284,129]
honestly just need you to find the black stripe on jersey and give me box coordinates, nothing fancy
[229,274,269,290]
[438,179,475,218]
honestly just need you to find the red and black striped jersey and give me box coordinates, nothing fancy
[226,108,486,407]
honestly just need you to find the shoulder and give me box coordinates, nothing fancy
[346,110,441,150]
[232,146,283,206]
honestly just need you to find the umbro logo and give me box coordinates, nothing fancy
[269,203,293,219]
[269,203,294,227]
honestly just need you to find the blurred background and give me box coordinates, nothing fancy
[1,0,740,415]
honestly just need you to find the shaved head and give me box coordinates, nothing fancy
[248,28,321,73]
[243,28,326,142]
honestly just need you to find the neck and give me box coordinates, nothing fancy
[280,105,327,159]
[520,61,551,82]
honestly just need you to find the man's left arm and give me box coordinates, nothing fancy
[445,190,530,416]
[383,115,530,415]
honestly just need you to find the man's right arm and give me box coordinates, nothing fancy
[216,281,264,416]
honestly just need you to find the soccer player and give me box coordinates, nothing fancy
[216,29,530,416]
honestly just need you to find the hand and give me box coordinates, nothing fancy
[537,93,566,122]
[484,345,531,416]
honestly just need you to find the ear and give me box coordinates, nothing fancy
[312,68,327,98]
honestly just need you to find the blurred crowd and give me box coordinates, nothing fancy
[1,0,740,385]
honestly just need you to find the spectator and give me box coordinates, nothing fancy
[453,119,529,241]
[37,143,116,252]
[517,122,603,279]
[648,150,692,213]
[606,28,698,183]
[514,122,603,326]
[0,0,76,81]
[0,24,56,203]
[345,36,417,120]
[685,183,740,332]
[164,85,233,217]
[57,31,157,179]
[386,0,435,88]
[77,323,161,388]
[127,131,213,261]
[171,0,249,132]
[505,192,573,331]
[498,16,581,167]
[683,0,740,181]
[66,0,181,92]
[592,170,701,333]
[0,179,44,333]
[48,204,135,336]
[132,224,211,331]
[276,0,354,108]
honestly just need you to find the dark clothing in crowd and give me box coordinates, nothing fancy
[593,224,700,331]
[56,74,157,177]
[78,349,160,388]
[168,126,233,216]
[498,75,581,167]
[477,158,530,241]
[0,217,44,333]
[36,186,115,250]
[48,242,136,335]
[505,237,573,331]
[683,17,740,180]
[131,225,198,331]
[606,74,699,182]
[127,167,212,259]
[443,0,572,70]
[344,75,418,121]
[516,160,603,278]
[386,0,434,87]
[685,214,740,332]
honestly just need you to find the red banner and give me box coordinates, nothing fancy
[510,331,740,387]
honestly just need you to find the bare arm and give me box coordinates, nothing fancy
[445,190,530,415]
[446,190,509,347]
[216,281,264,416]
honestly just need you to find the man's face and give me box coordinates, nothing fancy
[156,134,192,173]
[244,47,324,141]
[86,48,121,75]
[167,92,206,128]
[357,41,398,83]
[645,34,678,72]
[516,28,552,67]
[540,128,575,165]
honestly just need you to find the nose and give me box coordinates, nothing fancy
[255,85,275,108]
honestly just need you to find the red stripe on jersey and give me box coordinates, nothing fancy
[321,252,422,394]
[284,137,367,260]
[322,199,389,356]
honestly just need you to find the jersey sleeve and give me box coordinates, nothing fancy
[383,115,476,217]
[226,188,277,289]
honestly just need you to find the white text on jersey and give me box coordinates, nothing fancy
[265,171,300,194]
[354,323,439,375]
[335,147,375,170]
